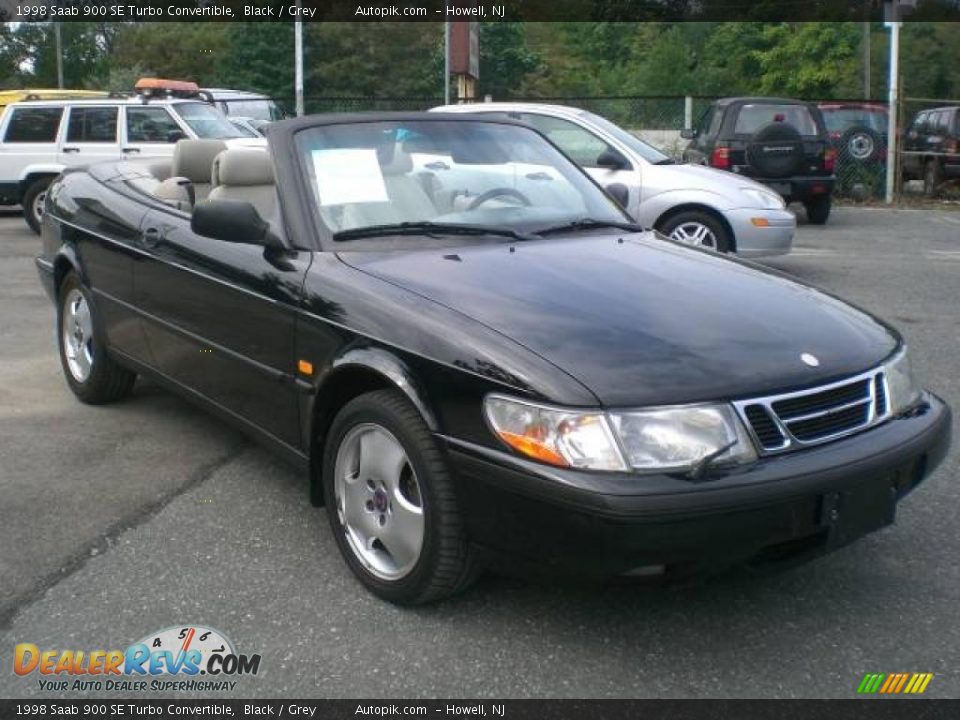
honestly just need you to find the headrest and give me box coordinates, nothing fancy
[172,139,228,183]
[213,148,275,186]
[374,143,412,176]
[154,176,194,210]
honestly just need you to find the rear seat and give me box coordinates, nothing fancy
[208,148,276,219]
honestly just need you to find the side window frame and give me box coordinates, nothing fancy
[522,113,629,170]
[65,105,120,144]
[2,105,65,144]
[123,105,189,144]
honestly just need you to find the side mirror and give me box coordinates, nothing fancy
[680,128,696,140]
[605,183,630,210]
[167,130,186,143]
[596,147,629,171]
[191,199,283,249]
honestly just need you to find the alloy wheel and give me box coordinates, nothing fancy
[334,423,424,581]
[62,288,94,382]
[669,221,718,250]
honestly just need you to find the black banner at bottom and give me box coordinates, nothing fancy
[1,700,959,720]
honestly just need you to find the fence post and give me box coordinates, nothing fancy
[884,20,900,204]
[684,95,693,130]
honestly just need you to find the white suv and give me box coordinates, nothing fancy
[0,96,265,233]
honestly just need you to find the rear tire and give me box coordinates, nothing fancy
[923,160,942,197]
[23,177,53,235]
[804,196,832,225]
[658,210,732,253]
[57,271,136,404]
[323,389,478,604]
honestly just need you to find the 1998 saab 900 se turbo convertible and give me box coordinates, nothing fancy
[37,113,950,604]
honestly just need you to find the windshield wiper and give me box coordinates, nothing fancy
[333,222,539,243]
[536,218,646,236]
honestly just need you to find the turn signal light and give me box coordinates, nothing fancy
[495,430,569,467]
[710,146,731,170]
[750,217,771,227]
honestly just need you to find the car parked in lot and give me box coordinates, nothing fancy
[36,114,950,604]
[682,97,836,224]
[203,87,285,124]
[0,91,265,234]
[902,105,960,196]
[819,102,888,197]
[432,102,794,257]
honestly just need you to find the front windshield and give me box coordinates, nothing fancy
[173,102,245,139]
[296,119,630,239]
[581,111,671,164]
[223,99,283,122]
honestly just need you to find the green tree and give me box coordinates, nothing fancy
[477,22,540,98]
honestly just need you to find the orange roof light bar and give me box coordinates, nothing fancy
[135,78,200,95]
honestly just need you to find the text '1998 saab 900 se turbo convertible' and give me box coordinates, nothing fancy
[36,113,951,604]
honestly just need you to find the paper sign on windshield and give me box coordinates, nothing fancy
[311,148,389,205]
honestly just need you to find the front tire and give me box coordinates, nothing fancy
[322,389,477,604]
[804,196,832,225]
[23,177,53,235]
[57,271,136,404]
[658,210,732,253]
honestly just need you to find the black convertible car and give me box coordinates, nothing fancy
[37,113,950,604]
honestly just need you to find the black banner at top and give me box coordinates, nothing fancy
[3,0,960,23]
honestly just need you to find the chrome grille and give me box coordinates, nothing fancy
[734,368,889,454]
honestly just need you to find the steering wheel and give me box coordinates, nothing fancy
[467,187,532,211]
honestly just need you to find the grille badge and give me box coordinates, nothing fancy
[801,352,820,367]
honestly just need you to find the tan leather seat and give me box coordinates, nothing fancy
[208,148,276,219]
[338,148,436,230]
[171,139,228,201]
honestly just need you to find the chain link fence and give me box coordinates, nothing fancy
[222,93,959,203]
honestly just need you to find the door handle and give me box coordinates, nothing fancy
[122,147,141,154]
[141,227,164,248]
[62,146,80,153]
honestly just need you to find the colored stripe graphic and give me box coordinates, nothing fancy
[857,673,933,694]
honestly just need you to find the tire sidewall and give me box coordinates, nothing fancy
[23,177,52,235]
[660,210,731,253]
[57,273,105,400]
[322,393,448,603]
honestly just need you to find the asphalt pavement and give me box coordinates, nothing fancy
[0,205,958,698]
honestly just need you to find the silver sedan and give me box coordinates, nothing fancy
[432,102,795,257]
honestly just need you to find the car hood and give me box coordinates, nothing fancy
[339,234,898,407]
[648,163,781,205]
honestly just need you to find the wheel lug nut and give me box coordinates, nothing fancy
[365,500,374,511]
[378,514,386,526]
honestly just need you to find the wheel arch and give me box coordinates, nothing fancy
[307,348,439,507]
[19,168,64,197]
[52,247,82,298]
[653,202,737,253]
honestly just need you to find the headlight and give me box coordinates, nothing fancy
[484,396,757,473]
[484,395,627,471]
[884,347,921,415]
[740,187,785,210]
[608,405,756,471]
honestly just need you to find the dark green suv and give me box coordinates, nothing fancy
[682,97,836,224]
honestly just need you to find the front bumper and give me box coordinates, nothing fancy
[443,393,950,578]
[723,207,795,258]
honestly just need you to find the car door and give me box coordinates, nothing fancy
[134,204,310,448]
[121,105,188,161]
[58,105,122,167]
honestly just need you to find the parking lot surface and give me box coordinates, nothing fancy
[1,206,958,698]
